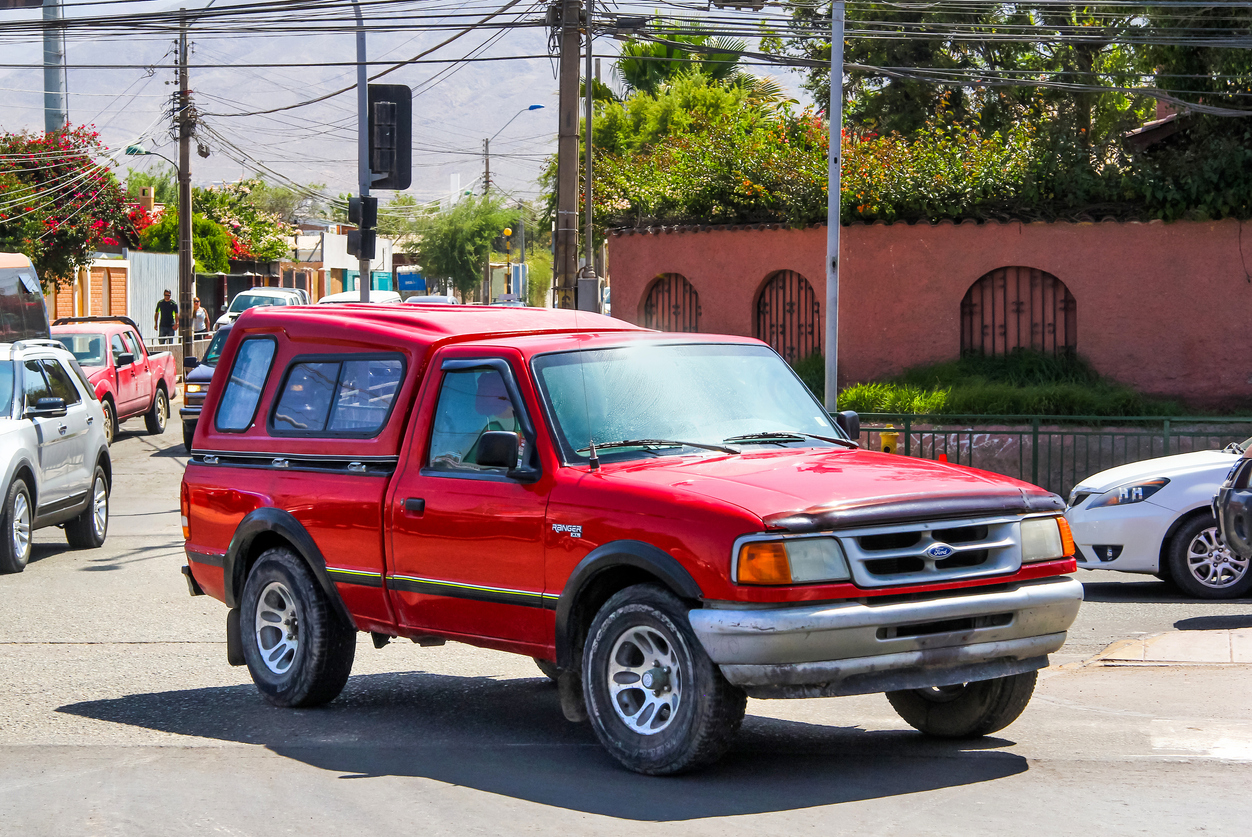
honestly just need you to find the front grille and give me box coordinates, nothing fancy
[836,514,1026,588]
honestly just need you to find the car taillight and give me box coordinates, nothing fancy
[180,480,190,540]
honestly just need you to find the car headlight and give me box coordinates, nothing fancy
[1087,478,1169,509]
[1021,516,1075,563]
[184,383,204,394]
[736,537,851,585]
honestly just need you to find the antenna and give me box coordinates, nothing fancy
[588,440,600,472]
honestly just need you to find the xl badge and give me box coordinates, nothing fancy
[552,523,583,539]
[925,542,955,559]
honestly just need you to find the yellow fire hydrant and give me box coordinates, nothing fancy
[880,425,899,454]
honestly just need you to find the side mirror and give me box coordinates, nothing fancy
[835,410,860,441]
[183,356,199,370]
[27,397,67,419]
[476,431,519,469]
[117,352,135,367]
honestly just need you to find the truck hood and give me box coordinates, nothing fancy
[598,447,1063,532]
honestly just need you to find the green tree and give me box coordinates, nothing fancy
[126,166,178,206]
[415,196,515,299]
[248,179,327,223]
[615,24,748,96]
[0,126,139,288]
[192,178,294,261]
[138,213,233,274]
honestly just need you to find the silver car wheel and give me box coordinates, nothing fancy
[1186,526,1249,590]
[254,581,300,675]
[11,490,30,561]
[607,625,682,735]
[91,475,108,539]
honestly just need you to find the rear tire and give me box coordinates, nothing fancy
[0,479,32,574]
[887,670,1037,738]
[534,657,560,682]
[101,399,116,446]
[65,466,109,549]
[1167,515,1252,600]
[582,584,746,775]
[145,387,168,435]
[240,547,356,707]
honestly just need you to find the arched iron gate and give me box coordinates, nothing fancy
[755,270,821,361]
[642,273,701,332]
[960,267,1077,356]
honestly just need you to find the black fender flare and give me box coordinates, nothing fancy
[554,540,703,669]
[222,507,354,628]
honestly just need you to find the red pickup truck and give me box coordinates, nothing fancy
[181,304,1083,774]
[51,317,177,445]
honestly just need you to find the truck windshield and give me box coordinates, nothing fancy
[202,328,231,366]
[52,333,107,367]
[228,294,285,314]
[532,343,845,463]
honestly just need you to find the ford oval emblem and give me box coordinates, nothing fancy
[925,543,955,559]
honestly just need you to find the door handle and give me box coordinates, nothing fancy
[403,498,425,515]
[58,424,68,435]
[86,416,94,425]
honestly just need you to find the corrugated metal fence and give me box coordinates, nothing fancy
[127,251,178,345]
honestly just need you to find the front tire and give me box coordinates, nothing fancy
[0,479,32,574]
[1167,514,1252,599]
[582,584,746,775]
[887,670,1038,738]
[240,547,356,707]
[145,387,168,435]
[65,467,109,549]
[101,399,116,446]
[533,657,560,682]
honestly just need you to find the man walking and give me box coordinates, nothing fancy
[154,289,178,342]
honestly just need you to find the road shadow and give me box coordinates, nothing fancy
[28,541,73,566]
[1079,579,1250,605]
[58,670,1027,820]
[1175,614,1252,630]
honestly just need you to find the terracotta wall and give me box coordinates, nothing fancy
[607,219,1252,408]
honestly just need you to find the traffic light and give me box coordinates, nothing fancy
[368,84,412,190]
[347,230,377,260]
[348,196,378,228]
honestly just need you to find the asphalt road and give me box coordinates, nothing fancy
[1,408,1249,836]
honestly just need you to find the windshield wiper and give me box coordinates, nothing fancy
[723,431,858,449]
[577,438,740,455]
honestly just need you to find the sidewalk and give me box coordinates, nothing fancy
[1090,628,1252,666]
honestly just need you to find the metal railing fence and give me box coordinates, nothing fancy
[856,413,1252,498]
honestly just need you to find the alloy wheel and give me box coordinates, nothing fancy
[11,490,30,562]
[607,625,683,735]
[91,475,108,539]
[254,581,301,674]
[1186,526,1249,590]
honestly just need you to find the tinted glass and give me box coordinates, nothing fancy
[202,328,231,366]
[110,334,126,364]
[428,369,521,473]
[228,294,283,314]
[272,362,337,431]
[0,362,14,415]
[53,333,107,367]
[124,331,146,357]
[216,338,276,431]
[533,343,844,462]
[41,359,81,405]
[22,360,51,406]
[328,359,403,433]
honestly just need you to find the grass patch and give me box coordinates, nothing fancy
[792,351,1189,417]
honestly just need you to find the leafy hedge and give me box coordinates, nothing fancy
[793,351,1187,417]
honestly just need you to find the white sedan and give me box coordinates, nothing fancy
[1065,443,1252,599]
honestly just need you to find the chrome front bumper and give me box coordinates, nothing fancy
[688,576,1083,699]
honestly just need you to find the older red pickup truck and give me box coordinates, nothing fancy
[180,304,1083,774]
[52,316,177,445]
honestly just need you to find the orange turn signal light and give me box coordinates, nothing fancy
[737,542,792,585]
[1057,516,1075,558]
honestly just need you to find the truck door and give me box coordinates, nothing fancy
[386,355,552,648]
[110,333,140,414]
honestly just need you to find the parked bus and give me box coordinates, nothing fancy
[0,253,51,341]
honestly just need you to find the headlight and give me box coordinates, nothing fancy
[184,383,204,394]
[1021,516,1075,563]
[736,537,851,585]
[1087,478,1169,509]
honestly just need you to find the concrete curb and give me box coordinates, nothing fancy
[1088,628,1252,666]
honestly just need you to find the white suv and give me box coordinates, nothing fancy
[0,339,112,574]
[213,288,308,330]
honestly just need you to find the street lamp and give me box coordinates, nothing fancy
[482,104,544,197]
[124,144,177,169]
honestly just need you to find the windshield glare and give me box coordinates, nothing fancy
[228,294,285,314]
[202,329,231,365]
[53,333,107,367]
[533,343,842,462]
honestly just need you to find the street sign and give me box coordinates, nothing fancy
[1,0,44,8]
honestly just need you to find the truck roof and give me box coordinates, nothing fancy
[234,303,648,350]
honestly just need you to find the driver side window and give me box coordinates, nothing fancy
[110,334,126,366]
[427,368,522,474]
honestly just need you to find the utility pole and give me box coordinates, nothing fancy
[354,2,372,303]
[177,9,194,353]
[577,0,597,312]
[41,0,67,133]
[553,0,581,309]
[824,2,844,411]
[482,138,490,302]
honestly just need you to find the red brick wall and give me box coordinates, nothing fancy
[108,267,127,316]
[607,219,1252,408]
